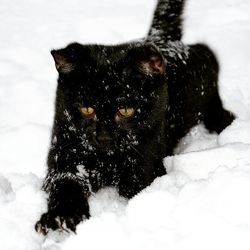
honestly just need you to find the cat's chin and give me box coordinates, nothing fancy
[96,147,116,157]
[94,142,117,154]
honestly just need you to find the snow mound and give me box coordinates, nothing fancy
[0,174,46,250]
[60,125,250,250]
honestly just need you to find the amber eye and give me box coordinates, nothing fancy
[118,107,135,118]
[80,107,95,116]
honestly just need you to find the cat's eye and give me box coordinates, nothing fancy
[117,107,135,118]
[80,107,95,116]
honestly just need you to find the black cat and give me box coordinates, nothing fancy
[35,0,234,234]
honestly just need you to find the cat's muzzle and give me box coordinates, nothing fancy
[94,129,113,149]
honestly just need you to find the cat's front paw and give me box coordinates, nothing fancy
[35,212,83,235]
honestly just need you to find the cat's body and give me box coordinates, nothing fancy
[36,0,234,234]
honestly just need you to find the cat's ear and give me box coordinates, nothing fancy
[51,49,75,74]
[133,43,166,75]
[139,53,165,75]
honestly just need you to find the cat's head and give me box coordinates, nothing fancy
[51,42,168,152]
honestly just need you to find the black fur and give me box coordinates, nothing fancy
[35,0,234,234]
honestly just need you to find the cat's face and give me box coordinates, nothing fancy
[52,42,167,153]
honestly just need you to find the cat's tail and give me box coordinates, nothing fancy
[147,0,185,42]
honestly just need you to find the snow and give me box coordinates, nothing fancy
[0,0,250,249]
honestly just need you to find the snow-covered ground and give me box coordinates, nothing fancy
[0,0,250,249]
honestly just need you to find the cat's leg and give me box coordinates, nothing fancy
[118,172,146,199]
[35,172,90,235]
[180,43,235,134]
[203,92,235,133]
[118,162,149,199]
[118,155,166,199]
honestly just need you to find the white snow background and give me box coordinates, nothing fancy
[0,0,250,249]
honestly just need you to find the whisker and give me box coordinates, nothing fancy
[129,144,144,158]
[130,143,159,159]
